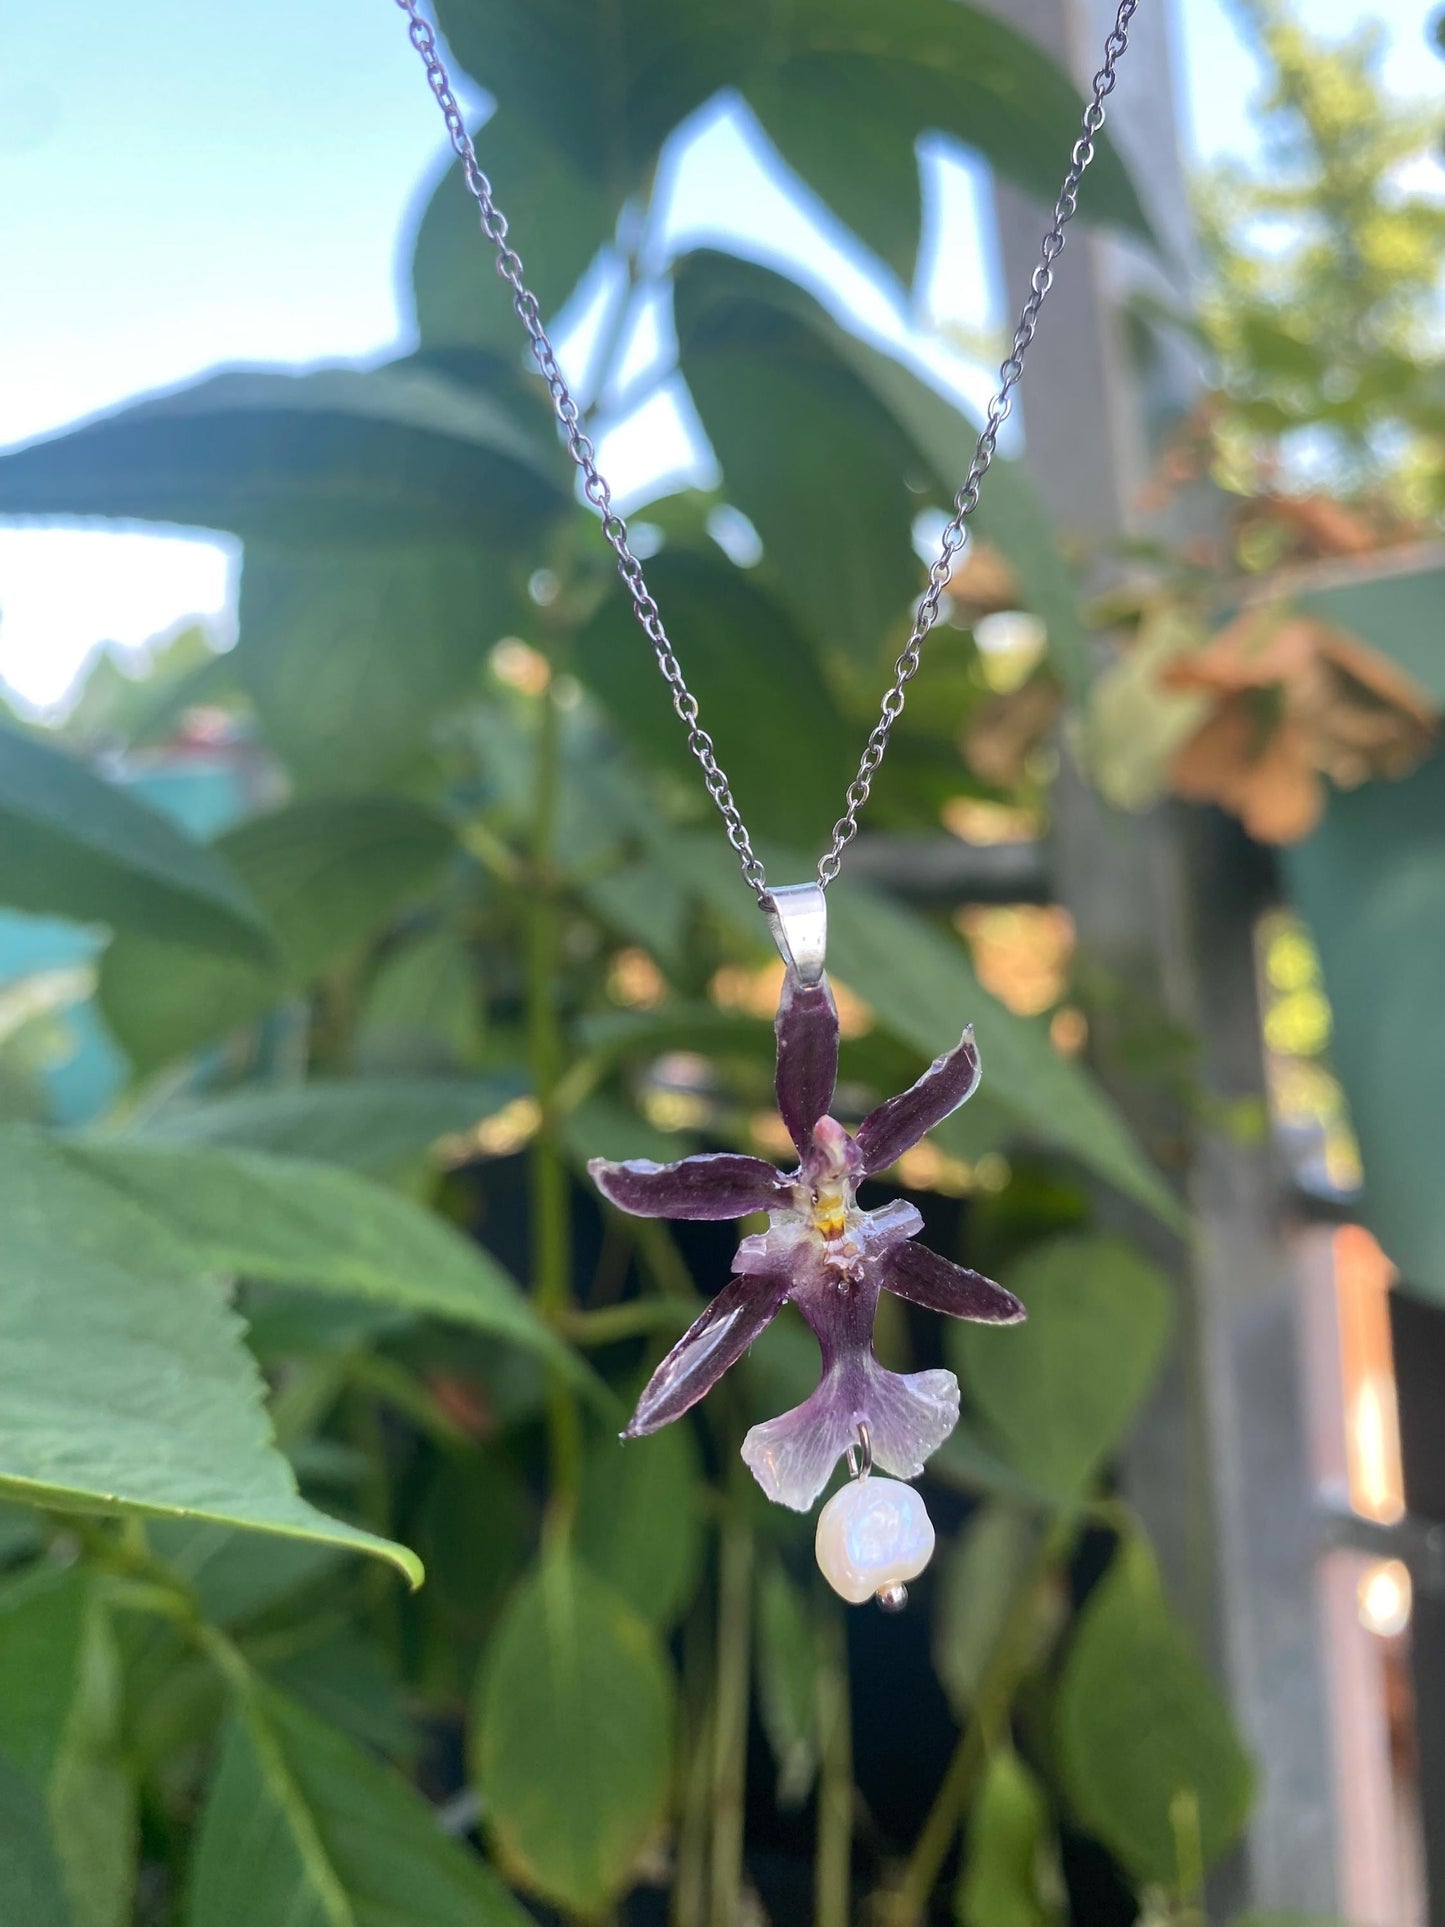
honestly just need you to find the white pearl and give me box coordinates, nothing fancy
[814,1476,935,1605]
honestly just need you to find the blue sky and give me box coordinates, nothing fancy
[0,0,1439,707]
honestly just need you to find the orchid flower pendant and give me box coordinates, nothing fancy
[588,887,1024,1607]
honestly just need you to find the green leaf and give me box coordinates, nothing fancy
[361,928,486,1073]
[64,1137,593,1396]
[0,1568,133,1927]
[754,1560,820,1807]
[410,111,621,349]
[673,250,1091,693]
[189,1682,529,1927]
[1056,1535,1254,1887]
[0,1762,71,1927]
[0,1124,418,1584]
[135,1077,519,1178]
[951,1234,1173,1503]
[433,0,763,185]
[956,1749,1063,1927]
[99,797,453,1075]
[236,542,520,791]
[933,1503,1042,1715]
[1282,751,1445,1300]
[573,549,857,843]
[146,1521,346,1629]
[745,0,1152,274]
[0,363,563,546]
[577,1421,704,1627]
[0,725,271,961]
[474,1547,674,1913]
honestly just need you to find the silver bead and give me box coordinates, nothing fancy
[875,1582,909,1612]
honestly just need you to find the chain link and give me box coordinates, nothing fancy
[395,0,1140,897]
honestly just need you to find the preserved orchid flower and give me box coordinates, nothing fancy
[589,971,1024,1521]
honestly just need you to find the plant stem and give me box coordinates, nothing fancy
[814,1608,853,1927]
[708,1477,754,1927]
[882,1518,1074,1927]
[527,678,581,1536]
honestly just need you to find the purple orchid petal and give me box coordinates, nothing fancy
[742,1355,960,1509]
[774,971,839,1154]
[625,1268,792,1437]
[853,1026,981,1175]
[883,1241,1025,1324]
[589,1152,792,1220]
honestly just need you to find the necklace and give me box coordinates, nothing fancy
[397,0,1141,1607]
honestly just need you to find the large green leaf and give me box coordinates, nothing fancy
[0,1568,133,1927]
[432,0,1148,275]
[1056,1535,1254,1887]
[474,1547,674,1913]
[64,1137,590,1394]
[951,1234,1173,1503]
[576,1420,704,1627]
[236,542,520,791]
[673,251,1090,692]
[0,362,563,545]
[360,926,486,1073]
[0,1124,416,1584]
[572,548,857,843]
[956,1749,1063,1927]
[0,725,270,961]
[409,110,622,350]
[189,1682,529,1927]
[134,1077,519,1177]
[1283,751,1445,1300]
[99,797,453,1075]
[435,0,764,186]
[745,0,1151,276]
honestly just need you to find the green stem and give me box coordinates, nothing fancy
[528,679,581,1537]
[883,1517,1075,1927]
[672,1602,715,1927]
[813,1609,853,1927]
[560,1299,694,1346]
[708,1481,754,1927]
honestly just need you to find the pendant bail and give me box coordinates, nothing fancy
[761,882,828,987]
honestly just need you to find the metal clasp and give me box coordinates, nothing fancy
[761,882,827,987]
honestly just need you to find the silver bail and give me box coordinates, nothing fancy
[762,882,827,987]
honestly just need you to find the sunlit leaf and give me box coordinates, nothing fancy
[0,725,271,962]
[65,1137,592,1395]
[0,1124,417,1584]
[189,1682,529,1926]
[950,1234,1173,1502]
[1056,1534,1254,1885]
[0,363,563,545]
[474,1547,673,1912]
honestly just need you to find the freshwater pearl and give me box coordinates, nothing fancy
[814,1476,935,1605]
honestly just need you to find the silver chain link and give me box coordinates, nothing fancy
[395,0,1140,898]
